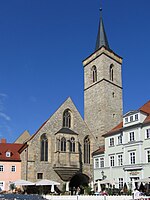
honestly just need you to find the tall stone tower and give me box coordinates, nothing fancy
[83,10,123,145]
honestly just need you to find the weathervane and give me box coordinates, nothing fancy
[99,0,103,17]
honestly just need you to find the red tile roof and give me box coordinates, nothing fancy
[0,143,24,161]
[139,100,150,114]
[92,145,105,156]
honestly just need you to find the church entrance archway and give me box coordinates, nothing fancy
[69,173,89,195]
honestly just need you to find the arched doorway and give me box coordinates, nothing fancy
[69,173,90,195]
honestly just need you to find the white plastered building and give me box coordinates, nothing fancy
[93,100,150,190]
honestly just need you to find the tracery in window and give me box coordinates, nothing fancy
[40,134,48,161]
[61,137,66,152]
[92,65,97,83]
[70,137,75,152]
[84,136,90,164]
[63,109,71,128]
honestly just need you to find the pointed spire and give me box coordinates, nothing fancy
[95,8,109,51]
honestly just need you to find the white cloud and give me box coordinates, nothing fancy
[0,112,11,121]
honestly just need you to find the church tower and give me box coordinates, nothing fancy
[83,10,123,145]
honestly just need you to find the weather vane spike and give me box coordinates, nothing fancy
[99,0,103,17]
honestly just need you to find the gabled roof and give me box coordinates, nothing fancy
[103,100,150,137]
[0,143,24,161]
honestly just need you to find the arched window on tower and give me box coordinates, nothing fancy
[92,65,97,83]
[70,137,75,152]
[61,137,66,152]
[110,64,114,81]
[84,136,90,164]
[40,134,48,161]
[63,109,71,128]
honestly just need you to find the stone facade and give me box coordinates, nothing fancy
[20,98,96,189]
[18,13,124,192]
[83,47,123,145]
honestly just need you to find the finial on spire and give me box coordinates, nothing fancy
[95,5,110,51]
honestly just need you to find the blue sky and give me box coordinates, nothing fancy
[0,0,150,143]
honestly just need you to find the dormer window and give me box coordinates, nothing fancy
[146,129,150,139]
[130,116,133,122]
[110,138,114,146]
[125,117,128,123]
[6,152,11,157]
[135,114,138,121]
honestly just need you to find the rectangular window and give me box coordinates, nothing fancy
[146,129,150,139]
[135,114,138,121]
[37,173,43,179]
[125,117,128,123]
[118,135,122,145]
[100,157,104,168]
[147,150,150,163]
[0,165,4,172]
[94,158,99,168]
[110,138,114,146]
[130,116,133,122]
[110,156,115,166]
[130,152,136,164]
[11,166,16,172]
[129,132,135,142]
[118,154,123,166]
[119,178,123,189]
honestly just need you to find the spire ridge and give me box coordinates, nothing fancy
[95,8,109,51]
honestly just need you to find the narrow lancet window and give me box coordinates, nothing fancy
[61,137,66,152]
[63,109,71,128]
[110,64,114,81]
[92,66,97,83]
[40,134,48,161]
[70,137,75,152]
[84,136,90,164]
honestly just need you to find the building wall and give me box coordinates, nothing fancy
[83,48,123,145]
[93,111,150,189]
[20,97,96,189]
[0,161,21,191]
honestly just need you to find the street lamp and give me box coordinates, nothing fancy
[101,170,106,180]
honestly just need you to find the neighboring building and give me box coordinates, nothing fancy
[0,139,24,191]
[93,100,150,190]
[15,8,123,192]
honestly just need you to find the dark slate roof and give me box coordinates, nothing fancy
[95,14,109,51]
[56,128,78,135]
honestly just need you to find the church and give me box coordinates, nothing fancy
[15,8,123,192]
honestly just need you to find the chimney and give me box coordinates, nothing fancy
[1,138,7,143]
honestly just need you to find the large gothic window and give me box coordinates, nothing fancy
[63,109,71,128]
[61,137,66,152]
[92,66,97,83]
[40,134,48,161]
[70,137,75,152]
[84,136,90,164]
[110,64,114,81]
